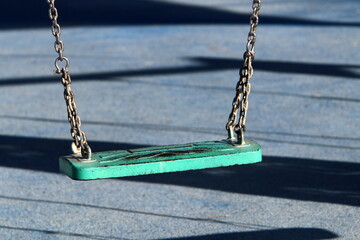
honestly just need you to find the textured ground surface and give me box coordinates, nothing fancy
[0,0,359,239]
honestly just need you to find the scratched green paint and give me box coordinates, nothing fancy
[59,139,262,180]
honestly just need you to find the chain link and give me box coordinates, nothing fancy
[226,0,261,145]
[47,0,91,159]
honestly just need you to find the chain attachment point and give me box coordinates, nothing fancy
[55,57,69,73]
[47,0,92,160]
[81,144,92,160]
[226,0,261,144]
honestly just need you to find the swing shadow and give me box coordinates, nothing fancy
[0,134,359,207]
[0,224,338,240]
[1,114,360,150]
[1,56,360,104]
[158,228,338,240]
[0,57,359,87]
[0,194,338,239]
[0,0,359,29]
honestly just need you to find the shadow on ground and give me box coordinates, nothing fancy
[0,225,338,240]
[1,135,359,207]
[1,0,359,29]
[1,57,359,87]
[160,228,338,240]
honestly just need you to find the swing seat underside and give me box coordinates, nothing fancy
[59,139,262,180]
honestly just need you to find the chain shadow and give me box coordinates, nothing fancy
[0,135,359,206]
[0,0,359,29]
[0,194,271,228]
[0,225,127,240]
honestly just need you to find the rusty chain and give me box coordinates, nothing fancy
[47,0,91,159]
[226,0,261,144]
[47,0,260,156]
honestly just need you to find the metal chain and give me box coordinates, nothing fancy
[226,0,261,144]
[47,0,92,159]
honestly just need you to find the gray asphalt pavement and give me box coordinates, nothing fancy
[0,0,359,239]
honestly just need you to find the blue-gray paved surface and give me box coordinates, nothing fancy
[0,0,359,239]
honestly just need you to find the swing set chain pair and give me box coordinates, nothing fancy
[47,0,260,158]
[47,0,92,159]
[226,0,261,145]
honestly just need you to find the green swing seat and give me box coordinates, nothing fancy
[60,139,261,180]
